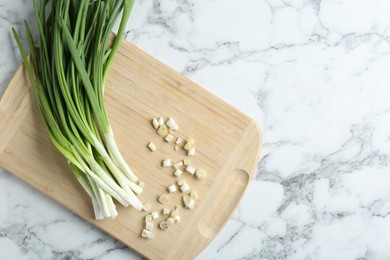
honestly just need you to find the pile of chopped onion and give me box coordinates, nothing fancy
[141,116,207,239]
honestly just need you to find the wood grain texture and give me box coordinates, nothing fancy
[0,39,262,259]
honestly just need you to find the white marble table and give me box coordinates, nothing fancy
[2,0,390,259]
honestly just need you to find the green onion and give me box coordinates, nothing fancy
[12,0,142,220]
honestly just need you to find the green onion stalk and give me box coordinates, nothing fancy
[12,0,143,220]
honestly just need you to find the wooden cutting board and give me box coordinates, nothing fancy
[0,39,262,259]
